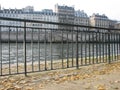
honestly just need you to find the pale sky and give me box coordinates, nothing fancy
[0,0,120,20]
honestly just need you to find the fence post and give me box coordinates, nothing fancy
[108,31,111,64]
[0,26,2,75]
[76,27,79,69]
[24,21,27,76]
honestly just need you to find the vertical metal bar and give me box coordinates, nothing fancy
[113,32,116,60]
[92,32,94,64]
[31,28,34,71]
[38,29,40,71]
[111,33,114,61]
[119,33,120,59]
[50,29,53,70]
[114,32,116,60]
[0,26,2,75]
[111,33,113,61]
[115,33,117,60]
[105,33,108,62]
[85,31,87,65]
[96,31,98,63]
[16,27,18,73]
[102,32,105,62]
[76,27,79,69]
[24,21,27,76]
[117,33,119,60]
[81,30,83,65]
[67,29,69,68]
[8,27,11,74]
[118,33,120,60]
[86,31,88,64]
[108,31,111,64]
[88,31,91,64]
[61,29,64,68]
[44,29,47,70]
[99,31,101,63]
[115,33,116,60]
[71,29,74,67]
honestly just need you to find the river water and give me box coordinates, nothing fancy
[0,43,119,64]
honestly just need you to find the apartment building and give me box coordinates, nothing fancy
[74,10,89,31]
[89,14,109,29]
[0,6,58,31]
[55,4,74,30]
[114,22,120,29]
[89,13,117,32]
[0,5,118,32]
[109,20,117,28]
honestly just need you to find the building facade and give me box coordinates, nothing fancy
[0,5,119,32]
[109,20,117,28]
[0,6,58,31]
[89,13,117,32]
[114,22,120,29]
[89,14,109,29]
[55,4,74,30]
[74,10,89,31]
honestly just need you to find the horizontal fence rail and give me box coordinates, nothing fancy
[0,17,120,76]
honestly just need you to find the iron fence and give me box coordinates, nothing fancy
[0,17,120,76]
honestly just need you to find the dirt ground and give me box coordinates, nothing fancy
[0,61,120,90]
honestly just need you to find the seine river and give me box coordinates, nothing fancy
[0,43,119,64]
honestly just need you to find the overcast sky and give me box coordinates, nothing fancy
[0,0,120,20]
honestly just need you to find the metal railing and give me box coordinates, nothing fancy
[0,17,120,76]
